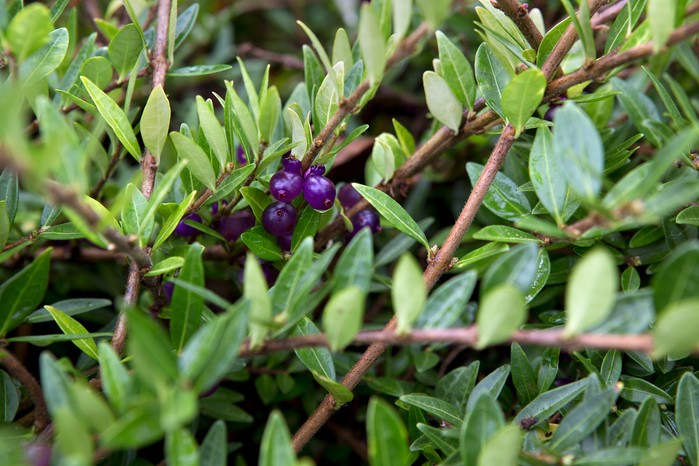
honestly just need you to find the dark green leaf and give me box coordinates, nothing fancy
[435,362,479,412]
[367,397,410,466]
[127,308,178,390]
[600,350,622,388]
[677,373,699,465]
[514,377,588,426]
[631,396,660,447]
[292,317,335,381]
[200,420,227,466]
[467,365,511,411]
[621,377,673,405]
[170,244,205,351]
[170,132,216,190]
[475,43,512,118]
[417,271,477,329]
[399,394,463,427]
[291,205,321,252]
[259,411,295,466]
[467,162,530,221]
[510,343,537,406]
[0,248,52,334]
[0,370,19,422]
[108,24,143,78]
[460,392,505,466]
[241,227,284,262]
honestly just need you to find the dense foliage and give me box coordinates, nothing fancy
[0,0,698,465]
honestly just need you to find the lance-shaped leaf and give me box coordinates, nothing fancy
[502,69,546,136]
[437,31,476,110]
[476,284,526,349]
[358,4,386,85]
[392,254,426,334]
[423,71,463,133]
[170,244,206,351]
[196,96,227,170]
[141,85,171,161]
[170,132,216,190]
[367,397,410,466]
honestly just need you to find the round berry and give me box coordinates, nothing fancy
[216,209,255,242]
[281,154,302,175]
[24,443,51,466]
[174,213,202,237]
[236,145,247,165]
[270,170,304,203]
[163,281,175,302]
[262,202,298,237]
[278,233,293,251]
[352,209,381,235]
[303,175,336,211]
[338,184,363,211]
[305,164,326,178]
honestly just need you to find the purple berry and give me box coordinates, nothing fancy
[338,184,363,211]
[163,281,175,302]
[236,146,247,165]
[24,443,51,466]
[174,213,202,237]
[200,381,221,398]
[281,154,302,175]
[270,170,304,203]
[303,175,336,211]
[216,209,255,242]
[262,202,298,237]
[351,209,381,234]
[278,233,293,251]
[261,261,279,285]
[304,164,326,178]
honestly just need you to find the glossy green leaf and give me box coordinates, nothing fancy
[514,377,588,426]
[293,317,335,382]
[392,253,426,334]
[152,191,196,251]
[621,266,641,293]
[621,377,673,404]
[476,284,526,349]
[423,71,462,133]
[224,81,259,159]
[19,27,68,87]
[654,298,699,358]
[677,206,699,226]
[605,0,646,53]
[144,257,185,277]
[323,286,364,352]
[121,184,152,247]
[108,24,143,79]
[564,248,619,337]
[170,244,205,351]
[196,96,227,170]
[367,397,410,466]
[481,243,548,302]
[473,225,539,243]
[240,187,271,222]
[272,239,313,317]
[399,394,462,427]
[167,64,232,77]
[314,66,341,130]
[453,242,510,271]
[241,227,284,262]
[631,396,660,447]
[358,4,386,85]
[436,31,476,110]
[461,392,505,466]
[97,341,129,413]
[170,132,216,190]
[538,17,571,66]
[81,76,142,161]
[435,362,479,412]
[600,350,622,388]
[510,343,537,406]
[652,241,699,311]
[45,305,98,359]
[467,162,531,221]
[676,373,699,466]
[244,253,272,349]
[352,183,429,249]
[417,271,477,329]
[475,43,512,118]
[467,365,511,411]
[0,248,52,335]
[209,164,256,203]
[502,69,546,135]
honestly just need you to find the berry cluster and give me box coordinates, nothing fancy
[338,184,381,237]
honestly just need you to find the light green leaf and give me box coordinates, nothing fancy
[259,411,296,466]
[333,227,374,293]
[358,4,386,85]
[81,76,142,161]
[502,69,546,136]
[97,341,129,413]
[6,3,53,61]
[473,225,539,244]
[648,0,676,51]
[393,0,413,38]
[0,248,52,334]
[477,425,522,466]
[315,64,342,129]
[259,86,281,145]
[323,286,364,352]
[416,0,451,28]
[108,24,144,79]
[167,64,232,77]
[45,305,98,359]
[367,397,410,466]
[152,190,197,251]
[244,253,272,349]
[676,373,699,466]
[476,284,527,349]
[352,183,429,249]
[196,96,228,171]
[141,85,171,161]
[144,257,185,277]
[564,248,618,337]
[200,420,227,466]
[677,206,699,226]
[392,254,426,334]
[461,391,505,466]
[423,71,463,133]
[165,428,199,466]
[170,132,216,190]
[127,308,178,390]
[437,31,476,110]
[19,27,68,87]
[653,299,699,358]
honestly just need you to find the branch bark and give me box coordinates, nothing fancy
[0,349,49,431]
[496,0,543,50]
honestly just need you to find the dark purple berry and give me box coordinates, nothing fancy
[216,209,255,242]
[261,261,279,285]
[210,202,219,216]
[174,213,202,236]
[236,145,247,165]
[278,233,293,251]
[24,443,51,466]
[270,170,304,203]
[303,175,336,211]
[281,154,302,175]
[338,184,363,210]
[163,281,175,302]
[262,202,298,237]
[304,164,326,178]
[351,209,381,235]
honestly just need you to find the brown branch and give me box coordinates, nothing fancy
[90,145,124,199]
[0,349,49,431]
[185,163,235,216]
[496,0,543,50]
[236,42,304,69]
[240,326,658,358]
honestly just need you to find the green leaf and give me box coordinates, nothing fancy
[144,257,185,277]
[514,377,588,426]
[196,96,228,170]
[170,132,216,190]
[44,305,98,359]
[436,31,476,110]
[244,253,272,349]
[332,28,353,68]
[323,286,364,352]
[165,428,199,466]
[510,343,537,406]
[121,183,152,247]
[435,362,479,412]
[0,171,18,226]
[676,373,699,466]
[631,396,660,447]
[0,248,52,335]
[241,228,284,263]
[481,243,548,303]
[467,365,511,411]
[502,69,546,135]
[152,191,197,251]
[170,243,205,351]
[653,298,699,358]
[600,350,622,388]
[6,3,53,61]
[453,242,510,271]
[423,71,463,133]
[653,241,699,311]
[476,284,526,349]
[352,183,429,249]
[552,103,604,201]
[621,377,673,405]
[314,65,341,130]
[312,371,354,406]
[367,397,410,466]
[108,24,144,79]
[393,0,413,38]
[97,341,129,413]
[272,239,313,317]
[648,0,676,51]
[200,420,227,466]
[538,17,572,66]
[417,271,477,329]
[466,162,531,221]
[19,27,68,87]
[477,424,521,466]
[140,85,170,161]
[677,206,699,226]
[292,318,336,381]
[81,76,142,161]
[605,0,646,53]
[209,164,256,203]
[0,202,8,250]
[548,387,618,453]
[640,439,683,466]
[240,187,271,222]
[475,43,512,118]
[358,4,386,85]
[100,401,163,449]
[291,205,321,252]
[54,407,94,466]
[461,392,505,466]
[392,253,426,334]
[259,86,281,145]
[167,64,232,77]
[416,0,451,28]
[127,308,178,390]
[259,411,296,466]
[333,227,374,293]
[621,266,641,293]
[473,225,539,243]
[400,394,462,426]
[564,248,619,337]
[0,369,19,422]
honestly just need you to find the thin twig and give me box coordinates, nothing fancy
[496,0,543,50]
[0,349,49,431]
[90,145,124,199]
[236,42,304,69]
